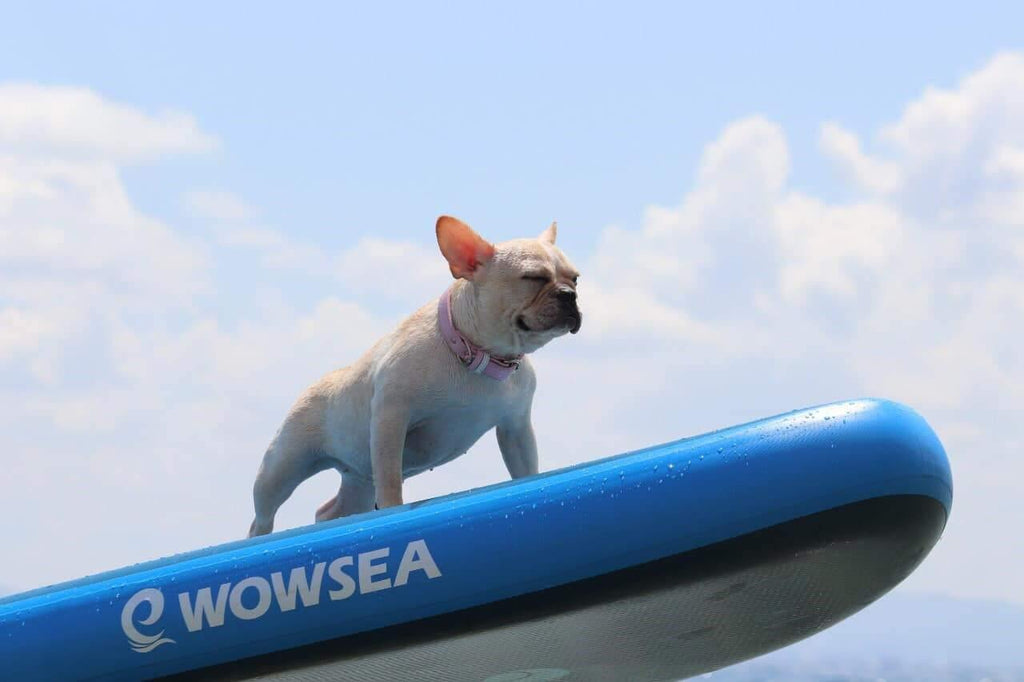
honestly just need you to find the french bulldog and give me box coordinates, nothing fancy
[248,216,581,537]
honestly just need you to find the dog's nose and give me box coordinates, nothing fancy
[556,286,577,304]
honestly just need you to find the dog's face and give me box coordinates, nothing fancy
[437,216,581,355]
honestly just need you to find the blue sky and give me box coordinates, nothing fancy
[1,1,1023,622]
[5,1,1023,250]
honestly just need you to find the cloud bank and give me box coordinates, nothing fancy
[1,55,1022,605]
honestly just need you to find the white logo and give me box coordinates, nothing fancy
[121,588,176,653]
[120,538,441,653]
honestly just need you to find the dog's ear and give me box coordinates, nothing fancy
[539,221,557,245]
[436,216,496,280]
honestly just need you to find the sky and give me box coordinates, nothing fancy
[1,1,1023,620]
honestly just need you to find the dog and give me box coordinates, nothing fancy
[248,216,581,537]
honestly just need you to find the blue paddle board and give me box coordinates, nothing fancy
[0,398,952,681]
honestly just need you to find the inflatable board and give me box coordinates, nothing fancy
[0,399,953,681]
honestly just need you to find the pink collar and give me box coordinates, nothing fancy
[438,287,522,381]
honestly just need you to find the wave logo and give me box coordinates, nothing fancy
[121,588,176,653]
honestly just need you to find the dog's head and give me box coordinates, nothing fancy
[436,215,581,355]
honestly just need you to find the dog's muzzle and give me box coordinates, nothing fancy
[555,285,581,334]
[568,311,582,334]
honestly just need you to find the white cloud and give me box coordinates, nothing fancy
[696,115,790,198]
[184,189,257,223]
[0,85,238,578]
[0,86,449,585]
[822,52,1024,227]
[0,157,211,382]
[335,237,449,301]
[0,156,209,299]
[130,296,386,387]
[211,220,450,305]
[820,122,902,194]
[0,83,218,163]
[216,225,331,272]
[882,52,1024,163]
[0,85,220,384]
[575,52,1024,605]
[589,117,788,322]
[772,194,905,304]
[4,55,1024,610]
[0,307,54,361]
[578,283,725,345]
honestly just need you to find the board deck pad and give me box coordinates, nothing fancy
[0,399,953,681]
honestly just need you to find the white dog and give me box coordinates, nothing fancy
[248,216,581,537]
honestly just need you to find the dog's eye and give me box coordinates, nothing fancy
[522,274,550,283]
[572,275,579,284]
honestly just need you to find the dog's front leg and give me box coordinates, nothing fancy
[370,400,409,509]
[496,412,539,479]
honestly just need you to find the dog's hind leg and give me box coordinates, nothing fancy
[248,418,329,537]
[315,474,375,523]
